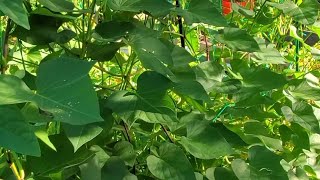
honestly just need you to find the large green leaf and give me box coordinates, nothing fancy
[0,106,40,156]
[131,36,174,78]
[63,123,103,152]
[147,143,196,180]
[215,28,260,52]
[0,57,103,125]
[175,0,227,27]
[268,0,319,25]
[107,71,177,126]
[37,0,75,12]
[0,0,30,29]
[35,57,103,125]
[101,157,137,180]
[179,119,233,159]
[281,101,320,133]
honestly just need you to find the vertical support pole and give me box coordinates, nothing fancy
[175,0,185,48]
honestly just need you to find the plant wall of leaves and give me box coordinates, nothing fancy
[0,0,320,179]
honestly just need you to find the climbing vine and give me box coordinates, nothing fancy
[0,0,320,179]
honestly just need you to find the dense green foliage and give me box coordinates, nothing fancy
[0,0,320,179]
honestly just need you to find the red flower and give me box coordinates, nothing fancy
[222,0,254,15]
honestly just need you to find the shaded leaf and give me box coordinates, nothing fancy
[13,15,74,45]
[86,42,124,61]
[95,21,135,41]
[206,167,237,180]
[27,134,94,176]
[0,106,40,156]
[113,141,136,167]
[101,157,137,180]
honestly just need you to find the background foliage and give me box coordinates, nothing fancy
[0,0,320,179]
